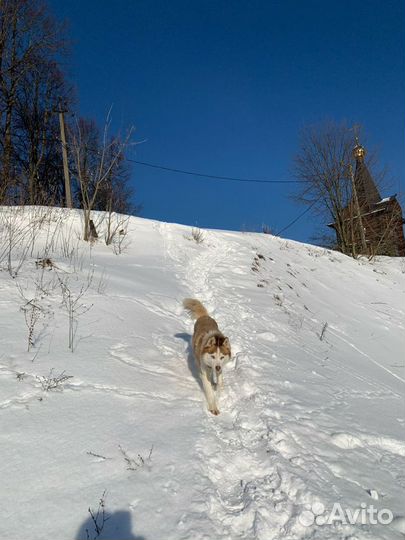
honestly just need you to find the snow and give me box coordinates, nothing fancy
[376,197,395,204]
[0,205,404,540]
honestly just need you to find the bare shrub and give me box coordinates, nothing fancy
[37,369,73,391]
[95,268,109,294]
[0,209,34,276]
[34,263,60,298]
[112,221,131,255]
[57,274,93,352]
[17,280,54,352]
[105,212,130,246]
[186,227,205,244]
[86,451,111,461]
[32,209,65,259]
[57,221,81,259]
[0,207,60,276]
[21,300,42,351]
[85,490,110,540]
[69,112,134,242]
[118,444,153,471]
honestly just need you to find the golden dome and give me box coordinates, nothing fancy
[353,141,366,161]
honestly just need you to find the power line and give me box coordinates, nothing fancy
[131,156,320,237]
[53,135,303,185]
[275,199,319,236]
[127,158,303,184]
[56,134,318,235]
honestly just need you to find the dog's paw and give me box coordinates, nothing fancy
[209,407,220,416]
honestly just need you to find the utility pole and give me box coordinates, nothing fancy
[57,98,72,208]
[349,163,368,254]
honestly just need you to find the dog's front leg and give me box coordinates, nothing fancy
[200,369,219,415]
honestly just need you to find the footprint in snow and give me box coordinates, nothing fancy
[230,267,245,275]
[258,331,278,342]
[331,432,405,456]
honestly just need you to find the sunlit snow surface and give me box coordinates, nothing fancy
[1,206,404,540]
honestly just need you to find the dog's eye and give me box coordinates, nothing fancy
[211,355,215,359]
[220,356,224,360]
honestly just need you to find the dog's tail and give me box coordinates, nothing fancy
[183,298,209,320]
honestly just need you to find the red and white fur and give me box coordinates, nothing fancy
[183,299,231,415]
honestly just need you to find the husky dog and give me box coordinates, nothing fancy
[183,298,231,415]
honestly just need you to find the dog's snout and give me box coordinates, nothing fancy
[215,365,222,373]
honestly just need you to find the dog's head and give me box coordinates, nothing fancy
[201,334,231,381]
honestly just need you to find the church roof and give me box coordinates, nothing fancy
[353,156,381,210]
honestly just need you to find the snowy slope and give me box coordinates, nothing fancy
[0,206,404,540]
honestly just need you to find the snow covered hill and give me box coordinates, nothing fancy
[1,206,404,540]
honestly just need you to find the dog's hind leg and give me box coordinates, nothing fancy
[200,369,219,415]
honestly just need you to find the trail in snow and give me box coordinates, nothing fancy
[162,226,310,538]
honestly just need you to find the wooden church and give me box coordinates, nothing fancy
[328,141,405,257]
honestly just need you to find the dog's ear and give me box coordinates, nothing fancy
[206,336,216,348]
[222,337,230,348]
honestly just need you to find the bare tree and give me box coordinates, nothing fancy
[69,113,134,241]
[293,121,389,256]
[93,140,138,246]
[0,0,70,205]
[15,60,72,205]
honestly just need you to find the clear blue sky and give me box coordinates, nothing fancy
[49,0,405,243]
